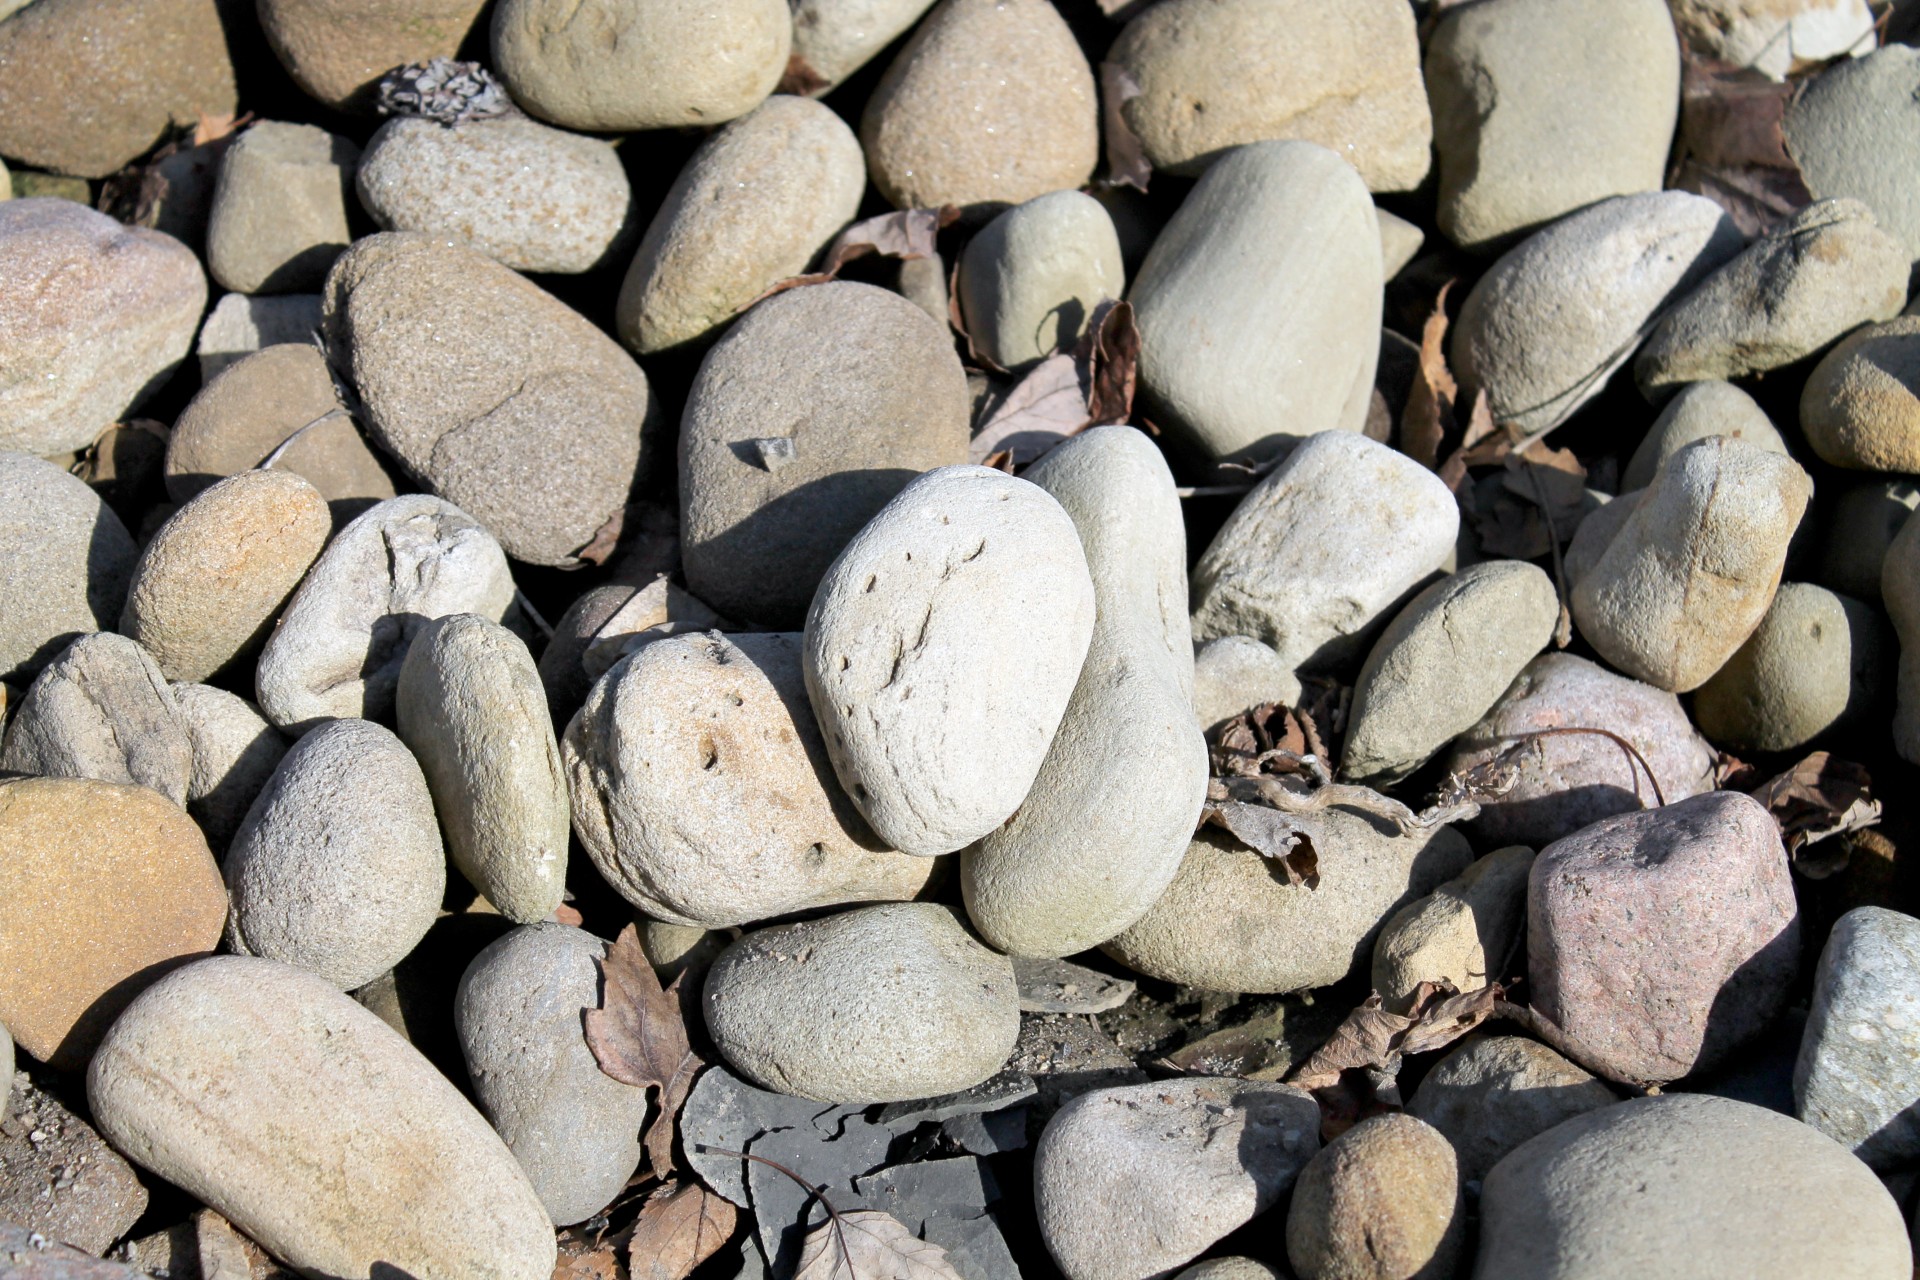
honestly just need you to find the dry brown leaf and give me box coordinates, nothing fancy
[1099,62,1151,192]
[1435,389,1505,492]
[1749,752,1881,877]
[552,903,585,927]
[749,207,961,306]
[968,353,1090,465]
[193,111,245,147]
[1086,299,1140,426]
[792,1210,965,1280]
[776,53,832,96]
[1208,701,1325,779]
[1402,283,1457,471]
[1503,441,1587,525]
[947,253,1004,373]
[1669,53,1813,236]
[1200,800,1320,887]
[585,924,703,1176]
[575,506,628,566]
[628,1181,738,1280]
[1290,981,1501,1107]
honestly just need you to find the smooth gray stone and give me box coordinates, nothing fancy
[855,1158,1019,1280]
[1013,957,1136,1013]
[1,631,192,805]
[747,1107,894,1276]
[1786,45,1920,260]
[943,1107,1029,1155]
[0,450,136,684]
[875,1071,1038,1131]
[1795,906,1920,1168]
[680,1065,870,1207]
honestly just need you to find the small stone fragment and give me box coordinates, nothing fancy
[1622,380,1787,492]
[206,121,360,295]
[1285,1113,1465,1280]
[0,1071,148,1254]
[788,0,939,95]
[1192,635,1303,732]
[1372,846,1534,1013]
[1012,958,1135,1015]
[1406,1034,1617,1185]
[171,683,289,855]
[2,632,193,806]
[957,191,1126,370]
[1672,0,1875,81]
[194,293,325,380]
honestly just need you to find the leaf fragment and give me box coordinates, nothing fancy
[968,353,1090,466]
[585,924,704,1176]
[1086,299,1140,426]
[750,207,962,306]
[792,1210,965,1280]
[1748,751,1881,877]
[1668,52,1814,236]
[628,1180,739,1280]
[1289,981,1502,1137]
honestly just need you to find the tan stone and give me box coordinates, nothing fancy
[1286,1113,1465,1280]
[259,0,490,111]
[1803,315,1920,471]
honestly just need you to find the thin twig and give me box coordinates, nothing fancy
[1175,484,1256,499]
[514,589,554,640]
[1522,463,1575,649]
[256,408,351,470]
[1512,726,1667,808]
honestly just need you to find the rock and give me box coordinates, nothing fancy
[788,0,939,95]
[1425,0,1680,251]
[255,494,515,732]
[224,718,446,990]
[0,451,136,683]
[1440,653,1720,848]
[0,1071,148,1254]
[1672,0,1876,80]
[1785,46,1920,260]
[1129,140,1382,467]
[874,1069,1035,1132]
[680,1063,881,1207]
[0,0,236,178]
[1104,818,1474,994]
[120,471,332,683]
[578,575,727,682]
[138,135,226,252]
[1406,1034,1617,1185]
[1107,0,1430,191]
[1623,380,1787,491]
[1342,561,1559,786]
[1692,583,1886,751]
[167,343,394,521]
[1013,958,1136,1014]
[89,955,555,1279]
[1190,432,1458,672]
[1034,1077,1319,1280]
[194,293,325,380]
[1886,506,1920,761]
[616,97,864,356]
[2,632,193,805]
[859,0,1097,210]
[0,776,225,1071]
[258,0,491,111]
[1475,1094,1910,1279]
[0,199,206,455]
[206,122,360,295]
[1451,192,1744,436]
[1285,1113,1464,1280]
[1794,906,1920,1167]
[639,919,731,984]
[357,116,634,274]
[803,465,1095,856]
[679,280,969,625]
[456,924,649,1225]
[1377,208,1424,279]
[853,1157,1019,1280]
[963,428,1206,957]
[539,583,644,723]
[1175,1263,1281,1280]
[171,683,289,854]
[1193,635,1303,731]
[1529,790,1798,1083]
[1819,477,1920,604]
[1372,846,1535,1012]
[957,191,1126,370]
[703,903,1019,1103]
[1570,436,1812,691]
[1803,315,1920,470]
[1636,199,1908,396]
[1,1023,8,1110]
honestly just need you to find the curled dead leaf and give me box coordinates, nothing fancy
[1086,299,1140,426]
[575,506,628,567]
[752,207,962,307]
[1669,52,1813,236]
[585,924,704,1176]
[628,1181,739,1280]
[1289,981,1502,1137]
[1748,751,1881,877]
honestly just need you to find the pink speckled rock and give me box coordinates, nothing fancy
[1528,790,1799,1084]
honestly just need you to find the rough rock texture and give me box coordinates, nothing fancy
[194,292,325,380]
[0,199,207,455]
[0,1071,149,1254]
[1406,1035,1616,1185]
[206,121,361,295]
[957,191,1126,370]
[259,0,489,110]
[1693,583,1884,751]
[1794,906,1920,1168]
[1887,505,1920,762]
[679,281,969,625]
[1192,635,1303,731]
[803,466,1095,856]
[172,682,288,854]
[1129,140,1382,467]
[1672,0,1876,80]
[1175,1263,1281,1280]
[1785,45,1920,260]
[2,632,193,806]
[325,232,657,566]
[0,777,225,1071]
[859,0,1098,210]
[1475,1094,1910,1279]
[1285,1114,1464,1280]
[788,0,940,94]
[0,451,136,683]
[1372,847,1535,1013]
[1108,0,1430,190]
[1803,315,1920,471]
[1623,380,1786,491]
[1034,1077,1319,1280]
[1530,791,1800,1083]
[703,904,1020,1103]
[88,955,556,1279]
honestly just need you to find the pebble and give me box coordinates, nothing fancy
[171,682,289,854]
[166,343,394,520]
[1129,140,1382,467]
[1372,846,1534,1013]
[1635,199,1908,396]
[804,465,1095,856]
[1794,906,1920,1168]
[957,190,1126,370]
[1033,1077,1319,1280]
[0,199,207,456]
[1785,45,1920,260]
[0,0,236,178]
[617,96,865,355]
[0,1071,149,1254]
[1192,635,1303,731]
[1451,192,1744,437]
[1820,477,1920,604]
[0,776,226,1071]
[493,0,788,132]
[1671,0,1876,81]
[1530,790,1799,1083]
[1376,208,1424,279]
[1013,957,1136,1014]
[1622,380,1787,492]
[2,632,194,806]
[1442,653,1719,848]
[258,0,488,109]
[1342,561,1559,786]
[357,115,634,274]
[679,280,969,625]
[255,494,515,732]
[397,614,568,924]
[1406,1034,1617,1186]
[194,292,324,380]
[88,955,556,1279]
[121,470,333,683]
[1475,1094,1910,1279]
[0,451,136,683]
[1886,508,1920,762]
[538,582,643,721]
[1425,0,1680,251]
[565,631,935,927]
[224,718,446,990]
[1190,432,1458,672]
[859,0,1097,210]
[1285,1113,1464,1280]
[1175,1263,1281,1280]
[1104,819,1473,994]
[703,903,1020,1102]
[456,924,650,1225]
[1107,0,1430,190]
[206,121,360,295]
[788,0,938,94]
[1692,583,1885,751]
[1803,314,1920,470]
[1570,437,1812,691]
[578,575,727,682]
